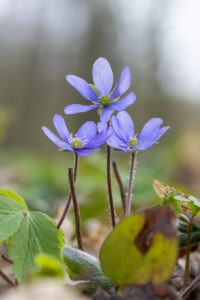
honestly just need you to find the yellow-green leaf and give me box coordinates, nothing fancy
[33,254,64,279]
[100,205,177,286]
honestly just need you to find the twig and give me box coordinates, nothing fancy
[68,168,83,250]
[180,273,200,299]
[112,161,126,215]
[0,269,15,286]
[57,152,79,229]
[1,254,13,264]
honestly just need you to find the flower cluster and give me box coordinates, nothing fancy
[42,56,169,156]
[42,56,170,227]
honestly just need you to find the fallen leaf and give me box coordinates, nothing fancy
[100,205,177,286]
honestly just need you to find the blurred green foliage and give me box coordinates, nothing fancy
[0,143,175,223]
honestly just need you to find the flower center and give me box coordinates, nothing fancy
[71,138,82,149]
[69,134,88,149]
[99,96,110,106]
[129,137,138,148]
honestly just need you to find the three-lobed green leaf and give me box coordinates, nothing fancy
[8,212,60,282]
[0,189,62,282]
[0,191,27,241]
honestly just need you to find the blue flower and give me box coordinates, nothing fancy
[42,114,110,156]
[107,111,170,152]
[64,57,136,122]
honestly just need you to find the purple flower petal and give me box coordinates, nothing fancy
[110,66,131,100]
[86,131,108,149]
[155,126,170,141]
[76,149,99,156]
[107,132,128,151]
[66,75,99,101]
[76,121,97,140]
[111,115,127,143]
[100,106,113,122]
[92,57,113,96]
[138,118,163,143]
[42,126,74,151]
[113,111,134,141]
[111,92,136,111]
[131,141,155,152]
[97,122,107,132]
[132,124,170,152]
[53,114,70,142]
[64,104,99,114]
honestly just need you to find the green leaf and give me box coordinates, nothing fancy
[163,192,182,214]
[62,246,113,290]
[153,180,200,216]
[0,189,28,211]
[32,254,64,279]
[100,205,177,286]
[174,195,200,215]
[8,212,60,282]
[0,194,25,241]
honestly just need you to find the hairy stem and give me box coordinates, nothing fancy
[68,168,83,250]
[126,152,136,216]
[112,161,126,215]
[183,215,194,289]
[57,152,79,229]
[107,144,116,228]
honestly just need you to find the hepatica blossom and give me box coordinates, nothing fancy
[42,114,109,156]
[64,57,136,122]
[107,111,170,152]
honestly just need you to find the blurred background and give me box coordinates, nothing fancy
[0,0,200,222]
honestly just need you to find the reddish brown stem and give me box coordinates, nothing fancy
[68,168,83,250]
[112,161,126,215]
[57,152,79,229]
[106,119,116,228]
[107,144,116,228]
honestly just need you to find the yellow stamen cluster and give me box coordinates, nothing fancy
[129,137,138,148]
[99,96,110,106]
[71,138,82,149]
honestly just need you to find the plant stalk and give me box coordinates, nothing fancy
[126,152,136,216]
[57,152,79,229]
[180,273,200,299]
[107,144,116,228]
[106,120,116,228]
[68,168,83,250]
[183,215,194,289]
[112,161,126,215]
